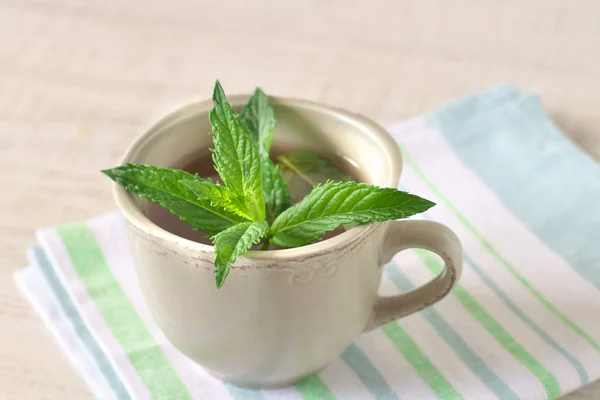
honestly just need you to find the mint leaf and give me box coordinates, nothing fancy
[241,88,275,151]
[240,88,292,223]
[278,150,352,202]
[270,181,435,247]
[210,81,265,221]
[180,177,274,222]
[212,220,269,288]
[102,164,246,236]
[260,159,292,223]
[178,177,245,216]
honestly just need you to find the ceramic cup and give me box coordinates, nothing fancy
[113,95,463,388]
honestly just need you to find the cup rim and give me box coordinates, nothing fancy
[113,94,402,261]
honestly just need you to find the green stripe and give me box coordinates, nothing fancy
[56,223,192,400]
[386,260,519,399]
[416,249,561,398]
[402,146,600,354]
[381,322,463,399]
[28,246,132,400]
[295,375,336,400]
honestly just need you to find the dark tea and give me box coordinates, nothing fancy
[145,147,363,247]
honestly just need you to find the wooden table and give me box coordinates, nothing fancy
[1,1,598,398]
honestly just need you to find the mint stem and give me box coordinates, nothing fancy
[260,240,271,251]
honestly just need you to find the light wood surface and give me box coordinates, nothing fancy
[1,1,599,398]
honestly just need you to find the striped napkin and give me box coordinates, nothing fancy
[15,86,600,400]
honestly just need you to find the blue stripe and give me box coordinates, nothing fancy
[462,252,589,384]
[31,246,266,400]
[397,180,589,385]
[427,87,600,291]
[428,84,520,122]
[411,208,589,385]
[341,344,400,400]
[225,385,265,399]
[27,245,132,400]
[385,261,519,400]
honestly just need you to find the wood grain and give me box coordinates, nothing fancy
[0,1,598,398]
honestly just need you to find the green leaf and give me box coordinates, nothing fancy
[178,178,250,218]
[210,81,265,221]
[241,88,276,151]
[102,164,247,236]
[270,181,435,247]
[212,220,269,288]
[277,151,352,203]
[260,155,292,223]
[241,88,292,223]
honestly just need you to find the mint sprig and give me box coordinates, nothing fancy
[210,81,265,221]
[240,88,292,223]
[104,81,436,288]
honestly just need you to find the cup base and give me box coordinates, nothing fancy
[208,367,325,389]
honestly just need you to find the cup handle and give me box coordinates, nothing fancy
[364,220,463,331]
